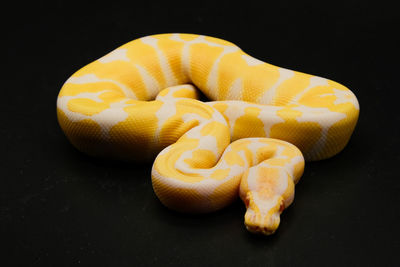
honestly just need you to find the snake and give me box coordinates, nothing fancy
[57,33,359,235]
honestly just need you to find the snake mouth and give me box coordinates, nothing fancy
[243,192,285,235]
[244,211,281,235]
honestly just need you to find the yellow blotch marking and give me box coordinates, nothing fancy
[154,149,204,184]
[256,167,280,200]
[175,99,213,119]
[59,81,125,97]
[270,120,322,155]
[184,149,217,168]
[210,102,228,115]
[216,51,244,100]
[258,139,273,144]
[210,174,241,209]
[270,107,322,154]
[107,101,163,160]
[244,192,261,218]
[239,170,250,200]
[152,175,205,212]
[125,99,136,104]
[125,39,167,89]
[218,52,280,102]
[67,98,109,116]
[172,88,199,99]
[280,145,301,159]
[224,150,245,166]
[177,135,200,146]
[210,168,231,180]
[91,60,148,100]
[232,107,266,140]
[277,105,303,117]
[157,37,187,83]
[292,160,305,184]
[265,158,288,167]
[57,108,103,156]
[274,72,311,105]
[200,121,226,136]
[230,139,255,166]
[298,85,336,109]
[254,146,275,164]
[159,117,200,147]
[157,88,169,97]
[178,33,201,42]
[98,91,126,103]
[323,105,359,159]
[189,43,225,92]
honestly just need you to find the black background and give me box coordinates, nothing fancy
[2,1,399,266]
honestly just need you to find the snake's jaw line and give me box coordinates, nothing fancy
[57,33,359,236]
[243,191,285,235]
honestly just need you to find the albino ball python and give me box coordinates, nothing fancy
[57,33,359,235]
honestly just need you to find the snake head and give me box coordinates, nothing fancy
[243,191,285,235]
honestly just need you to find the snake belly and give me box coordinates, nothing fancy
[57,33,359,235]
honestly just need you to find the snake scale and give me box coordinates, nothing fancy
[57,33,359,235]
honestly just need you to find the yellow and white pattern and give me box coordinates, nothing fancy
[57,33,359,235]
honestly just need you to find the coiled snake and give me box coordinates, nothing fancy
[57,33,359,235]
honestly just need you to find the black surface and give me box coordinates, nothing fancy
[2,1,399,266]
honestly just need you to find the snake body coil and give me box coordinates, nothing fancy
[57,33,359,235]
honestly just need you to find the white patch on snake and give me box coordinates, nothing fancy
[320,88,360,110]
[155,101,177,134]
[65,74,137,99]
[246,166,258,191]
[241,55,265,66]
[180,112,205,124]
[98,48,130,63]
[141,36,177,86]
[57,91,132,138]
[291,76,328,103]
[206,46,239,100]
[91,100,131,137]
[135,64,160,99]
[182,123,219,156]
[209,108,229,126]
[252,192,284,217]
[247,141,270,164]
[285,155,303,182]
[169,34,196,79]
[212,101,283,137]
[258,68,295,105]
[293,105,346,159]
[197,135,219,156]
[274,145,286,158]
[257,106,285,136]
[294,106,346,126]
[158,84,197,101]
[222,104,245,136]
[226,78,243,100]
[57,91,109,122]
[184,124,204,139]
[170,34,239,89]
